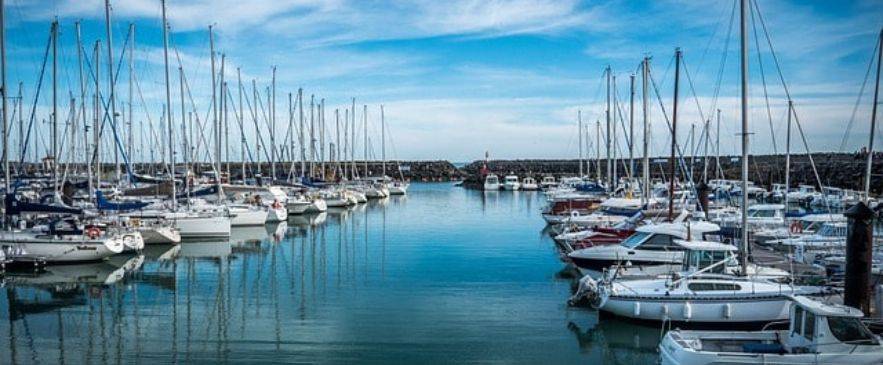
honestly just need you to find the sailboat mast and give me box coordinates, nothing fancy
[209,25,220,199]
[864,29,882,202]
[298,88,304,177]
[0,0,7,194]
[336,109,340,177]
[605,66,611,190]
[739,0,750,273]
[596,120,600,183]
[669,48,681,222]
[629,73,635,179]
[179,67,187,185]
[642,57,650,205]
[94,41,101,189]
[363,104,368,178]
[161,0,176,209]
[238,68,244,181]
[270,66,276,180]
[351,98,356,179]
[75,22,92,196]
[578,110,583,177]
[784,101,792,208]
[128,23,134,177]
[309,94,314,177]
[703,118,710,183]
[716,109,721,179]
[219,54,225,182]
[381,105,386,178]
[321,98,326,178]
[51,20,57,190]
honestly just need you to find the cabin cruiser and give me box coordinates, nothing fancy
[753,213,846,245]
[659,296,883,365]
[521,177,539,190]
[484,174,501,191]
[787,185,822,204]
[715,204,786,238]
[286,194,313,214]
[539,176,558,190]
[388,181,409,195]
[541,195,603,224]
[502,175,521,191]
[570,240,835,324]
[558,198,643,230]
[567,221,721,278]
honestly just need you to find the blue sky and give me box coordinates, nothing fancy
[3,0,882,162]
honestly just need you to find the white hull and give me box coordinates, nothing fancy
[502,182,521,191]
[325,197,352,208]
[174,215,231,239]
[139,226,182,245]
[483,183,500,191]
[305,199,328,213]
[265,206,287,222]
[229,207,267,226]
[388,185,408,195]
[0,231,125,263]
[601,296,792,323]
[287,200,312,215]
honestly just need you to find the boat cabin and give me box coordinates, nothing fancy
[620,222,722,251]
[677,240,737,275]
[785,296,879,353]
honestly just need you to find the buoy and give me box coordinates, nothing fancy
[683,302,692,319]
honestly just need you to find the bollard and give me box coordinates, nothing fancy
[843,202,876,315]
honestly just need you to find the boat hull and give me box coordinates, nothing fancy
[174,216,231,240]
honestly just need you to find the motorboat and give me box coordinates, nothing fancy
[715,204,786,238]
[567,221,721,278]
[388,181,409,195]
[541,195,604,224]
[540,176,558,190]
[559,198,643,229]
[753,213,846,245]
[305,195,328,213]
[483,174,501,191]
[570,240,835,324]
[659,296,883,364]
[286,194,313,215]
[521,177,539,190]
[502,175,521,191]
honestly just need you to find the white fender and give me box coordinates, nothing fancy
[634,301,641,316]
[683,302,692,320]
[723,303,732,319]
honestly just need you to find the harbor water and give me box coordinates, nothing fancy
[0,183,660,364]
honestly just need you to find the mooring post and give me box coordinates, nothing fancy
[843,202,876,315]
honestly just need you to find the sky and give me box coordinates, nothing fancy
[2,0,882,163]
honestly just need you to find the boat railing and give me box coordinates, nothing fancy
[667,253,738,290]
[761,319,789,331]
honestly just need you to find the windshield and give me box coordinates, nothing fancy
[827,317,878,344]
[620,232,651,249]
[748,209,777,218]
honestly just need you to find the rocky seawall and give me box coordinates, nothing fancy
[460,152,883,194]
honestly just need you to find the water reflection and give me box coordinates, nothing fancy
[1,185,614,363]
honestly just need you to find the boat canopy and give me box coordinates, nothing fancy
[790,296,863,318]
[96,191,149,211]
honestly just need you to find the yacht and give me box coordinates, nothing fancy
[570,240,834,324]
[567,221,721,278]
[540,176,558,190]
[659,296,883,365]
[483,174,501,191]
[559,198,643,229]
[502,175,521,191]
[0,226,128,263]
[227,204,268,226]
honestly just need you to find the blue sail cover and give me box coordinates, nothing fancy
[300,176,327,188]
[175,185,219,200]
[96,191,150,211]
[5,193,83,215]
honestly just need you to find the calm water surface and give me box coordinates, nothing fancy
[0,183,660,364]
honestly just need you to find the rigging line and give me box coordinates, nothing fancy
[694,0,734,77]
[223,85,256,165]
[707,0,737,122]
[749,3,778,155]
[254,87,274,163]
[837,37,878,153]
[679,56,708,123]
[19,32,52,169]
[752,0,831,207]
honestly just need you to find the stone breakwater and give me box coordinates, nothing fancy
[460,152,883,195]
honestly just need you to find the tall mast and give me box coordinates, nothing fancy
[0,0,7,195]
[161,0,176,208]
[716,109,721,179]
[784,101,792,209]
[343,109,349,179]
[703,118,710,183]
[336,109,341,177]
[351,98,356,179]
[238,68,244,181]
[270,66,276,180]
[287,91,292,178]
[865,29,882,202]
[595,120,600,182]
[605,66,611,190]
[363,104,368,178]
[612,75,618,186]
[219,54,225,182]
[629,73,635,180]
[642,57,650,205]
[320,98,326,178]
[309,94,314,177]
[381,104,386,178]
[739,0,750,273]
[252,80,260,177]
[298,88,304,178]
[51,20,57,190]
[104,0,121,184]
[689,123,695,180]
[128,23,134,178]
[669,48,681,222]
[94,41,101,189]
[578,110,583,177]
[76,22,91,195]
[209,25,220,199]
[179,67,186,188]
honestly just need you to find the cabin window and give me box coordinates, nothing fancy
[792,307,804,336]
[640,234,677,251]
[827,317,878,344]
[804,312,815,340]
[748,209,776,218]
[687,282,741,291]
[621,232,651,249]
